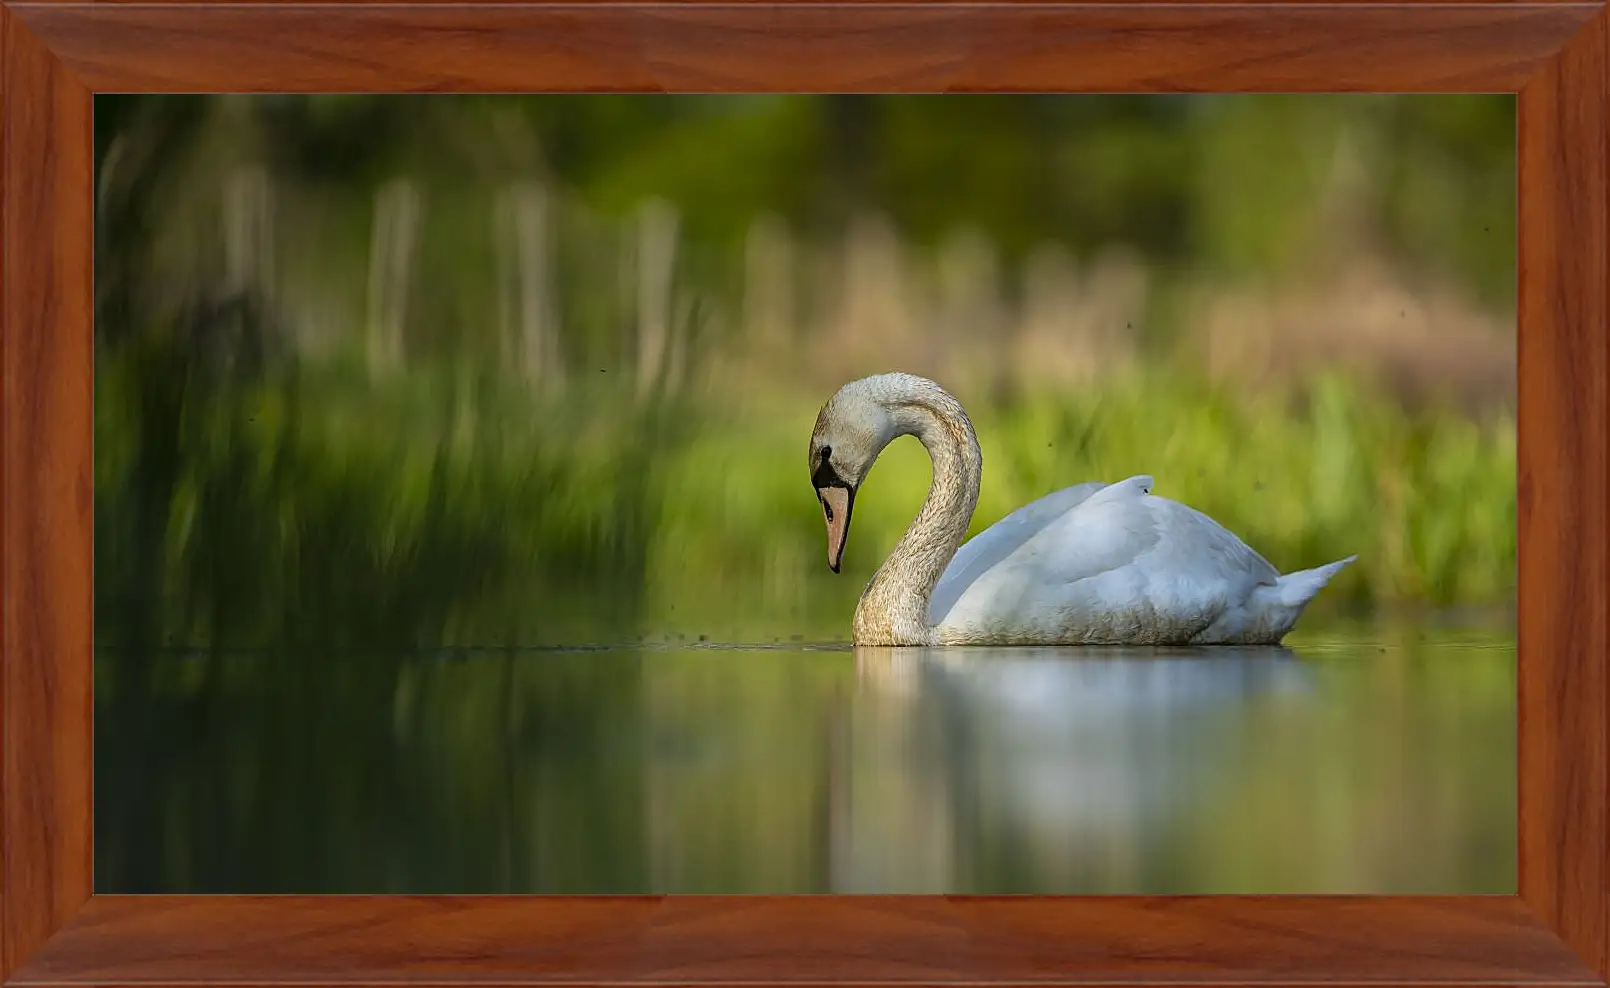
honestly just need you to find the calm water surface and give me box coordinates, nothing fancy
[95,626,1515,894]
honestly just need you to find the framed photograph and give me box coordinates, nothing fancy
[2,3,1605,987]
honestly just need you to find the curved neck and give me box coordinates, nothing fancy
[853,390,982,646]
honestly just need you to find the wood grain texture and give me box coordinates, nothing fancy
[0,6,9,983]
[5,3,1594,93]
[0,6,93,984]
[5,895,1601,986]
[11,898,661,984]
[0,1,1606,987]
[5,0,1597,6]
[1517,6,1610,980]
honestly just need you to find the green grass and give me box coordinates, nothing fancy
[94,339,1515,650]
[650,368,1513,639]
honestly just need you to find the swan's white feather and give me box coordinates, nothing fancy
[928,480,1107,625]
[932,474,1346,645]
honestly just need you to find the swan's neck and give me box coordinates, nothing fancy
[853,394,982,646]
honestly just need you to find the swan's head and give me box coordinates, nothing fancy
[808,376,903,573]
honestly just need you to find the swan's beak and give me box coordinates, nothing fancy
[817,485,855,573]
[812,455,855,572]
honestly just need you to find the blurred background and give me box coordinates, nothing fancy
[94,94,1516,895]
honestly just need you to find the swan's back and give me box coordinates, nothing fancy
[929,481,1107,625]
[932,475,1297,645]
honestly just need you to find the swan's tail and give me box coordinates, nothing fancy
[1214,555,1356,644]
[1189,554,1356,645]
[1267,554,1358,610]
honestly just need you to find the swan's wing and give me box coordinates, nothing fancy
[1027,475,1282,592]
[930,480,1107,624]
[937,475,1281,634]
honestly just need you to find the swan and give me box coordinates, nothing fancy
[808,372,1356,646]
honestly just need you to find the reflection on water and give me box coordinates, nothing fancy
[95,629,1515,894]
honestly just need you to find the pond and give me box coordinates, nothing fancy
[94,622,1515,894]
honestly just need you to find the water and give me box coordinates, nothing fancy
[94,625,1515,894]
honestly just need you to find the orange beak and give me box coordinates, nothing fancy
[817,485,854,573]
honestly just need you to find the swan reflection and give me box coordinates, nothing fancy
[835,645,1314,891]
[856,644,1311,706]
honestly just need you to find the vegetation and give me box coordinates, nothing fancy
[95,335,1514,651]
[92,95,1518,897]
[92,94,1518,649]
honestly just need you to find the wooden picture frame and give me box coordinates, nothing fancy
[1,3,1603,985]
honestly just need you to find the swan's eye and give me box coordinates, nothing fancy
[819,444,832,463]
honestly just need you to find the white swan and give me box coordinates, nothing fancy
[808,372,1356,646]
